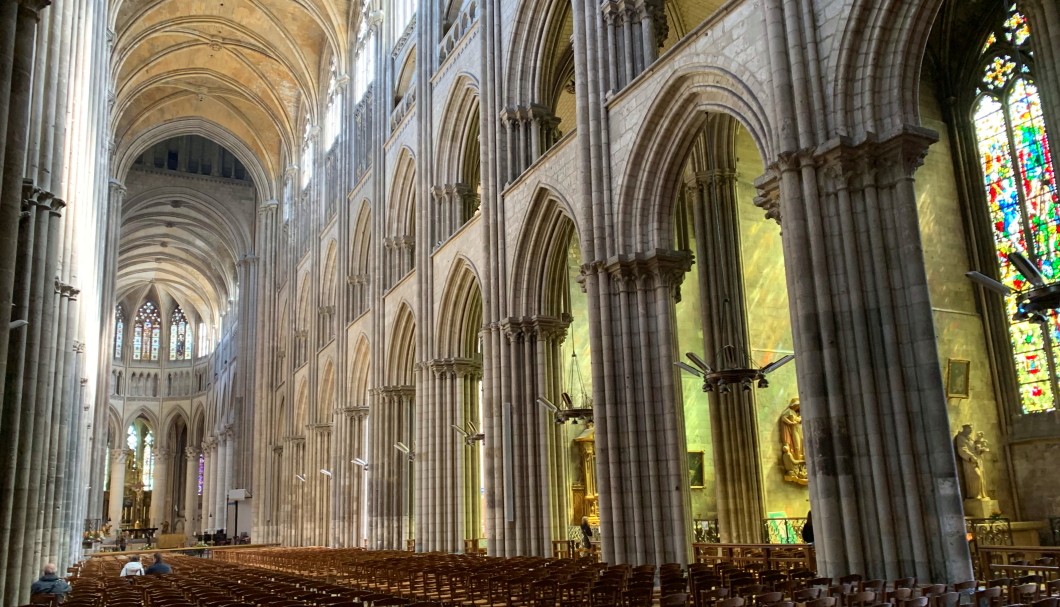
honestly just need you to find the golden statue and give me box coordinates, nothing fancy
[779,397,807,486]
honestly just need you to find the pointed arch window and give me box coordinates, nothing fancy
[323,58,343,151]
[169,306,193,360]
[353,15,376,103]
[973,4,1059,413]
[114,305,125,359]
[132,302,162,361]
[126,420,155,491]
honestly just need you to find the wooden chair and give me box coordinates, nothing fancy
[1015,583,1041,605]
[793,588,822,603]
[29,595,58,606]
[806,597,838,607]
[975,586,1005,607]
[662,594,691,607]
[1032,599,1058,607]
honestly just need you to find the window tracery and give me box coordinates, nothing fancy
[169,306,193,360]
[132,302,161,362]
[114,305,125,359]
[973,4,1059,413]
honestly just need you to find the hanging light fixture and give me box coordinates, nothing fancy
[675,346,794,393]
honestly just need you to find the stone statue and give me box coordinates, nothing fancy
[779,398,804,460]
[779,397,807,486]
[781,445,808,485]
[160,520,170,534]
[954,424,989,500]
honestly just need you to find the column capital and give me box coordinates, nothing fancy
[16,0,51,19]
[110,448,132,463]
[184,447,201,461]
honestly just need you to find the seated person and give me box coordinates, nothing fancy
[145,553,172,575]
[31,563,71,602]
[119,555,144,577]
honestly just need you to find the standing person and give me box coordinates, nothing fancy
[119,555,144,577]
[801,511,814,544]
[145,553,172,575]
[31,563,71,602]
[580,516,593,550]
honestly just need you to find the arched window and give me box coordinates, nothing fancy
[353,15,376,103]
[126,419,155,491]
[169,306,193,360]
[973,4,1059,413]
[301,122,315,189]
[132,302,162,361]
[114,305,125,359]
[323,58,343,151]
[198,322,210,357]
[197,452,205,495]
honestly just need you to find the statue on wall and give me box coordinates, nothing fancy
[779,397,807,486]
[954,424,990,500]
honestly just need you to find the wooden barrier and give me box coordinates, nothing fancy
[693,543,816,571]
[974,544,1060,581]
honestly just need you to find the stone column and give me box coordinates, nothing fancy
[688,150,766,543]
[183,448,199,537]
[583,251,692,567]
[150,448,171,529]
[766,133,972,582]
[107,448,129,529]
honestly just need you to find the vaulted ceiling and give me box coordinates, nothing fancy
[109,0,355,327]
[110,0,354,190]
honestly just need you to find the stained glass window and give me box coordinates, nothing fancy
[114,306,125,359]
[197,453,205,496]
[126,420,155,490]
[132,302,162,361]
[973,4,1059,414]
[169,306,192,360]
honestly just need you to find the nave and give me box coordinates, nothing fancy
[35,547,1060,607]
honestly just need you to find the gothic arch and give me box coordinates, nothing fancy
[318,360,337,423]
[388,148,418,240]
[435,76,481,184]
[161,408,191,446]
[833,0,946,140]
[614,68,772,253]
[504,0,571,108]
[348,335,372,407]
[294,379,311,435]
[387,303,417,386]
[510,187,579,316]
[123,406,161,434]
[348,200,372,319]
[437,258,484,357]
[113,118,276,199]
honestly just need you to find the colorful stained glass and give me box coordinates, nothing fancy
[974,5,1060,414]
[169,306,192,360]
[114,306,125,359]
[982,55,1017,90]
[1004,6,1030,46]
[133,302,162,361]
[981,32,997,54]
[197,453,205,496]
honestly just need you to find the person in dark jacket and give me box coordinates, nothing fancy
[145,553,172,575]
[801,510,814,544]
[31,563,71,602]
[580,516,593,550]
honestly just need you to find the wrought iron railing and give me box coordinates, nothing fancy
[763,517,808,544]
[693,519,721,543]
[967,517,1013,546]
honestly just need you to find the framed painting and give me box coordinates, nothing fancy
[947,358,971,399]
[688,451,705,488]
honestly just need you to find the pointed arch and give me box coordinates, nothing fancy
[318,359,337,422]
[387,303,417,386]
[437,258,484,358]
[348,334,372,406]
[294,379,310,435]
[320,240,339,342]
[510,188,579,317]
[348,199,372,320]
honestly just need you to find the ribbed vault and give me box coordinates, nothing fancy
[109,0,354,184]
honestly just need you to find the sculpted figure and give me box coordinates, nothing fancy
[954,424,989,500]
[779,398,804,461]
